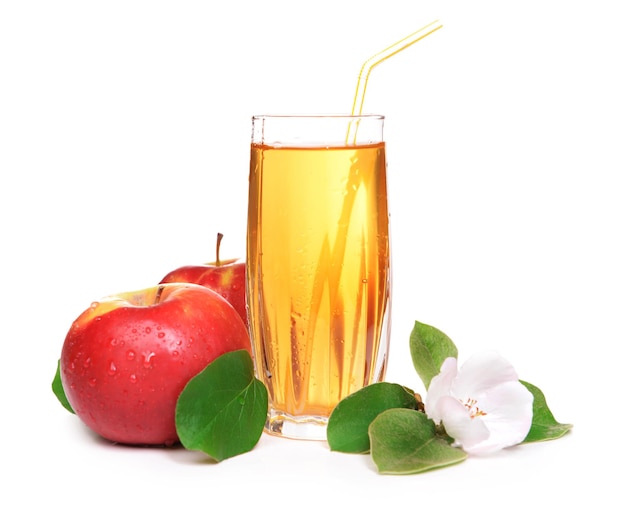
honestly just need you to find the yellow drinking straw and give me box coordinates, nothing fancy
[310,21,444,391]
[347,20,443,143]
[351,19,443,115]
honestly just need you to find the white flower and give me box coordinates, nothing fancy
[425,351,533,455]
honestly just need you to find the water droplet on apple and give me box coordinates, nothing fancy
[143,351,156,368]
[83,357,92,368]
[109,338,118,347]
[90,302,99,310]
[127,350,136,360]
[145,327,152,334]
[129,374,137,383]
[108,361,117,375]
[157,332,165,339]
[172,350,179,357]
[88,378,97,387]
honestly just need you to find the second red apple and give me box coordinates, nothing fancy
[159,233,248,326]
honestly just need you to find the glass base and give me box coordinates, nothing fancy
[264,410,328,441]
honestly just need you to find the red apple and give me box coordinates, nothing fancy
[160,233,248,326]
[60,282,251,446]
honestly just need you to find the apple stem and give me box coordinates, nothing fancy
[215,232,224,266]
[155,284,166,304]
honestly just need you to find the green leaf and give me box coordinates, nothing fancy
[52,360,74,414]
[521,380,573,443]
[369,408,467,474]
[175,350,268,462]
[409,321,458,390]
[327,382,419,453]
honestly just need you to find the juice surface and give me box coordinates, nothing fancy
[247,142,391,418]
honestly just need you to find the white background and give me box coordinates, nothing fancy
[1,1,624,502]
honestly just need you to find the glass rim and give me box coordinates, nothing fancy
[252,113,385,120]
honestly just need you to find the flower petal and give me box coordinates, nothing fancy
[452,351,519,400]
[424,357,458,423]
[437,396,490,449]
[465,381,534,454]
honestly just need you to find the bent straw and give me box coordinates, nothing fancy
[351,19,443,115]
[347,20,443,143]
[307,22,443,401]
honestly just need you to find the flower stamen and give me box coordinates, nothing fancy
[463,398,487,418]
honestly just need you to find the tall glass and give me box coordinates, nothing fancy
[246,114,391,440]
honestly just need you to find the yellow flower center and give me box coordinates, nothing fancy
[464,398,487,418]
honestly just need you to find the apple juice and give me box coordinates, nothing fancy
[247,140,391,438]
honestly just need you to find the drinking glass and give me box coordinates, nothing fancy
[246,114,391,440]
